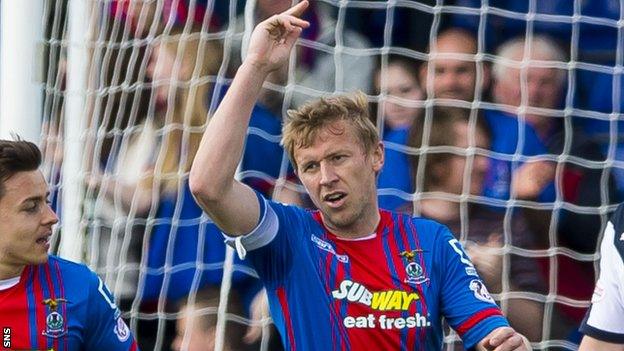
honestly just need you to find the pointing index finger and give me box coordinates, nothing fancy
[284,0,309,17]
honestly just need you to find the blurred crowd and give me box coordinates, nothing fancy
[40,0,624,350]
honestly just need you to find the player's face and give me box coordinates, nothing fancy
[376,64,423,129]
[437,122,490,195]
[0,170,58,276]
[295,121,384,236]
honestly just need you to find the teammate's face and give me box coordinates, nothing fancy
[0,170,58,278]
[376,64,423,129]
[294,121,384,237]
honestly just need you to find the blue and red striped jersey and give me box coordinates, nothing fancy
[0,255,138,351]
[227,194,509,350]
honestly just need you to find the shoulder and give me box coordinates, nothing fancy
[399,212,455,245]
[47,255,95,277]
[46,256,103,294]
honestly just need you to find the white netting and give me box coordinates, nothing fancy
[30,0,624,350]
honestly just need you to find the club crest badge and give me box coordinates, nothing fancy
[114,316,131,342]
[469,279,495,303]
[42,298,68,338]
[400,250,429,285]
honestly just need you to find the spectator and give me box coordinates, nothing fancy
[419,29,555,203]
[374,55,424,210]
[450,0,619,62]
[140,26,294,350]
[172,287,252,351]
[418,28,488,103]
[87,29,224,310]
[406,107,546,341]
[141,27,280,303]
[493,35,621,338]
[492,35,566,141]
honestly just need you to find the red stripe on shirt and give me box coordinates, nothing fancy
[0,266,31,349]
[456,307,504,336]
[323,245,339,351]
[384,217,412,348]
[277,286,296,351]
[333,250,349,351]
[44,263,60,351]
[129,340,139,351]
[53,260,69,351]
[396,215,419,349]
[404,214,431,348]
[312,211,350,350]
[33,266,48,348]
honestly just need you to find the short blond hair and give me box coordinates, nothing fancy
[281,91,379,170]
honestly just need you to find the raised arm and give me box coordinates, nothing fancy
[189,1,309,235]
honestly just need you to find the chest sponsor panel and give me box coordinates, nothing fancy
[331,279,431,330]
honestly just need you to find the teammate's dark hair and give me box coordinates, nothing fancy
[0,138,42,199]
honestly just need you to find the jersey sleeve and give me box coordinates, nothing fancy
[579,204,624,343]
[436,225,509,349]
[84,272,139,350]
[222,191,307,287]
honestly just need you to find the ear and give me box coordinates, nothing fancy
[372,141,385,173]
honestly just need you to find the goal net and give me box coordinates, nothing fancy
[33,0,624,350]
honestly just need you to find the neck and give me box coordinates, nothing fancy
[0,262,25,281]
[419,197,460,223]
[323,204,381,240]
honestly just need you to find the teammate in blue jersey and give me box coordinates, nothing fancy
[0,139,138,351]
[189,1,530,349]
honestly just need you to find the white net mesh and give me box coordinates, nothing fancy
[33,0,624,350]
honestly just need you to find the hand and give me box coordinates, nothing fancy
[465,234,503,292]
[511,160,555,200]
[245,1,310,73]
[478,327,532,351]
[244,289,271,344]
